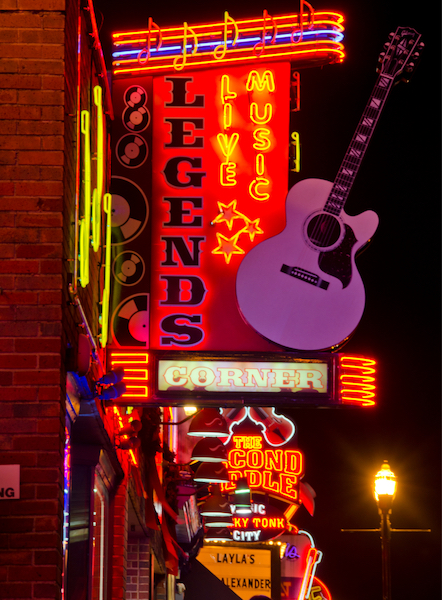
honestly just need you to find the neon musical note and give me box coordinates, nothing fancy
[292,0,315,44]
[214,11,238,60]
[173,22,198,71]
[137,17,162,64]
[254,9,277,56]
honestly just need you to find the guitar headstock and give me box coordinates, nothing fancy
[377,26,423,83]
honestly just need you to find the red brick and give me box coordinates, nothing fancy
[16,244,62,259]
[0,500,59,517]
[0,244,14,258]
[0,150,16,164]
[1,387,38,401]
[21,467,60,484]
[17,89,63,106]
[0,338,13,351]
[14,404,60,419]
[0,452,37,466]
[40,228,63,243]
[15,338,60,353]
[39,322,61,336]
[0,89,17,103]
[34,549,62,566]
[0,291,38,304]
[0,583,33,598]
[0,354,37,369]
[9,532,59,549]
[0,120,16,134]
[40,259,62,274]
[0,213,14,227]
[15,181,63,196]
[0,73,41,89]
[33,582,59,599]
[0,550,33,565]
[12,370,61,385]
[0,164,40,179]
[36,452,62,468]
[12,436,59,452]
[0,518,34,533]
[15,306,62,321]
[9,565,58,581]
[15,275,62,290]
[0,371,13,386]
[36,484,60,500]
[41,74,64,90]
[0,419,36,434]
[41,132,63,147]
[38,355,61,369]
[0,182,14,195]
[38,290,62,305]
[16,213,63,228]
[37,387,61,401]
[0,135,41,150]
[18,149,63,164]
[0,13,42,28]
[0,260,39,274]
[0,321,38,336]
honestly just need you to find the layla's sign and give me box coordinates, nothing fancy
[197,546,272,600]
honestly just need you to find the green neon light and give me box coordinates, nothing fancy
[79,110,91,287]
[92,85,104,252]
[100,193,112,347]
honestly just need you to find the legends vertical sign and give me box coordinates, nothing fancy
[150,64,290,352]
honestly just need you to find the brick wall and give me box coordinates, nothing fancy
[0,1,72,599]
[127,537,151,600]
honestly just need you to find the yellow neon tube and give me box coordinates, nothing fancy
[92,85,104,252]
[100,193,112,347]
[79,110,91,288]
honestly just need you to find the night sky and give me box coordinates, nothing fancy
[94,0,441,597]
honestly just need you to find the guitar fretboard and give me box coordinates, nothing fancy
[324,74,395,215]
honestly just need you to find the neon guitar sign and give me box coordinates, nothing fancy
[236,27,423,350]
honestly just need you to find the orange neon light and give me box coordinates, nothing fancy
[112,406,138,465]
[249,177,270,201]
[297,545,322,600]
[253,127,272,151]
[246,69,275,92]
[217,132,239,160]
[112,11,345,76]
[250,102,273,125]
[212,232,245,264]
[222,435,304,502]
[339,356,376,406]
[221,74,237,103]
[110,352,150,400]
[219,161,237,186]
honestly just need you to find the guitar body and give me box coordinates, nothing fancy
[236,178,379,350]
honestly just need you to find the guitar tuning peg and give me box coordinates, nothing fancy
[418,42,425,50]
[378,51,386,62]
[405,62,415,73]
[388,31,395,39]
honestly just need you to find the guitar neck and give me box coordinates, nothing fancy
[325,73,395,215]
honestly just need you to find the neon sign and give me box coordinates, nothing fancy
[221,434,303,503]
[158,358,327,394]
[150,63,290,350]
[77,85,113,348]
[112,9,345,75]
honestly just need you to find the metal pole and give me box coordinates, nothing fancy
[380,509,392,600]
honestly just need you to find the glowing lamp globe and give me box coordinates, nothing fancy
[374,461,396,502]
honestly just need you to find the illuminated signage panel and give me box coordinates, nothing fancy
[197,546,272,600]
[149,62,291,351]
[158,359,328,394]
[106,351,376,407]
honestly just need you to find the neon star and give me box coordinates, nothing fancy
[212,232,245,264]
[212,200,245,231]
[240,217,263,241]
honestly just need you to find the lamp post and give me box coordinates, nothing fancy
[374,461,396,600]
[342,460,430,599]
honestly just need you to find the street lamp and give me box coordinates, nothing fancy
[342,460,430,599]
[374,461,396,600]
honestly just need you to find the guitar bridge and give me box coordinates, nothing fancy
[281,264,329,290]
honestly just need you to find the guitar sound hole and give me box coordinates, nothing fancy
[307,214,341,248]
